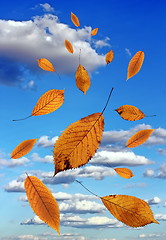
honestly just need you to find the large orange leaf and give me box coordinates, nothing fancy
[114,168,134,179]
[71,12,80,27]
[37,58,55,72]
[24,176,60,234]
[101,194,159,227]
[127,51,144,80]
[115,105,145,121]
[75,64,90,94]
[65,40,74,54]
[11,139,37,159]
[105,50,114,64]
[54,112,104,175]
[126,129,154,148]
[91,28,98,36]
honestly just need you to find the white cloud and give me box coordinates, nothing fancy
[0,157,29,168]
[5,179,24,192]
[146,196,161,205]
[94,37,111,48]
[31,153,53,163]
[37,135,58,148]
[125,48,132,57]
[40,3,54,12]
[139,232,166,238]
[143,169,155,177]
[125,182,147,189]
[155,213,166,221]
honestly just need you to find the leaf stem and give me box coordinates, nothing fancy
[101,87,114,114]
[12,115,32,121]
[146,114,157,118]
[75,179,99,198]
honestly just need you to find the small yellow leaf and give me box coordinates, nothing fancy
[127,51,144,80]
[101,194,159,227]
[91,28,98,36]
[71,12,80,27]
[105,50,114,64]
[115,105,145,121]
[65,40,74,54]
[11,139,37,159]
[114,168,134,179]
[24,176,60,234]
[75,64,91,94]
[126,129,154,148]
[37,58,55,72]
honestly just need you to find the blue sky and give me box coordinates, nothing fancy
[0,0,166,240]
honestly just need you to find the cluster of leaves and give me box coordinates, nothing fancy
[11,12,159,234]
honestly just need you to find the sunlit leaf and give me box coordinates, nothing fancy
[11,139,37,159]
[91,28,98,36]
[37,58,55,72]
[127,51,144,80]
[115,105,145,121]
[114,168,134,179]
[71,12,80,27]
[105,50,114,64]
[75,64,90,94]
[65,40,74,54]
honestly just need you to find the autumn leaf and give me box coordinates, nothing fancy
[11,139,37,159]
[65,40,74,54]
[105,50,114,64]
[126,129,154,148]
[37,58,55,72]
[101,194,159,227]
[114,168,134,179]
[75,64,91,94]
[24,176,60,234]
[115,105,145,121]
[71,12,80,27]
[54,112,104,175]
[127,51,144,80]
[91,28,98,36]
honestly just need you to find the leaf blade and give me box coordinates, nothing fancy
[105,50,114,64]
[91,28,98,36]
[65,40,74,54]
[115,105,145,121]
[114,168,134,179]
[37,58,55,72]
[127,51,144,80]
[75,64,91,94]
[71,12,80,27]
[11,139,37,159]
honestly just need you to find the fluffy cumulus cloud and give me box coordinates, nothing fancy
[37,135,58,148]
[146,196,161,205]
[138,232,166,239]
[0,157,29,168]
[144,164,166,179]
[40,3,55,12]
[30,153,53,163]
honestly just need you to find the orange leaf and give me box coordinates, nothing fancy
[105,50,114,64]
[115,105,145,121]
[54,112,104,175]
[24,176,60,234]
[127,51,144,80]
[126,129,154,148]
[32,89,64,116]
[71,12,80,27]
[75,64,90,94]
[101,194,159,227]
[91,28,98,36]
[114,168,134,179]
[37,58,55,72]
[11,139,37,159]
[64,40,74,54]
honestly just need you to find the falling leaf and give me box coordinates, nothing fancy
[71,12,80,27]
[91,28,98,36]
[101,194,159,227]
[65,40,74,54]
[105,50,114,64]
[126,129,154,148]
[24,176,60,233]
[75,64,91,94]
[115,105,145,121]
[114,168,134,179]
[37,58,55,72]
[11,139,37,159]
[54,112,104,175]
[127,51,144,80]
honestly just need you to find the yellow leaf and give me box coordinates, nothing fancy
[37,58,55,72]
[126,129,154,148]
[11,139,37,159]
[65,40,74,54]
[114,168,134,179]
[54,112,104,175]
[24,176,60,234]
[127,51,144,80]
[115,105,145,121]
[101,194,159,227]
[75,64,91,94]
[71,12,80,27]
[91,28,98,36]
[105,50,114,64]
[32,89,64,116]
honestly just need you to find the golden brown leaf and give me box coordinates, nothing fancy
[11,139,37,159]
[114,168,134,179]
[71,12,80,27]
[24,176,60,234]
[101,194,159,227]
[32,89,64,116]
[65,40,74,54]
[105,50,114,64]
[127,51,144,80]
[126,129,154,148]
[75,64,90,94]
[115,105,145,121]
[54,112,104,175]
[91,28,98,36]
[37,58,55,72]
